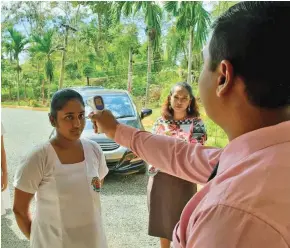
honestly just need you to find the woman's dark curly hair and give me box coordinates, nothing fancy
[161,82,200,120]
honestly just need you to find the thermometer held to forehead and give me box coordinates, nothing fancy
[86,96,105,113]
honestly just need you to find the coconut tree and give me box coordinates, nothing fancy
[4,27,29,105]
[113,1,162,105]
[165,1,211,84]
[30,30,64,103]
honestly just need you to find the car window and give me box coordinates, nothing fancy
[82,94,135,118]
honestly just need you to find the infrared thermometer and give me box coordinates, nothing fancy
[86,96,105,113]
[86,96,105,133]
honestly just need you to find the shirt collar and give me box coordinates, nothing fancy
[218,121,290,175]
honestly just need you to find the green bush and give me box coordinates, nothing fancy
[28,99,41,107]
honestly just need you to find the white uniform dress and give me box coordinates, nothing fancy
[1,122,11,215]
[14,138,109,248]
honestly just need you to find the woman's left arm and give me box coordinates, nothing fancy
[13,189,34,239]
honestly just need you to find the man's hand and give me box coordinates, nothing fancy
[1,171,8,192]
[88,110,119,140]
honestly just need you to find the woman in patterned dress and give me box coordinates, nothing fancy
[147,82,207,248]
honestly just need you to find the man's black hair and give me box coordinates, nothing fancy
[209,1,290,108]
[50,89,85,119]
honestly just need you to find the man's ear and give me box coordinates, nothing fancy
[216,60,234,97]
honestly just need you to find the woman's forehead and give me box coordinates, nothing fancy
[58,100,84,113]
[173,86,189,96]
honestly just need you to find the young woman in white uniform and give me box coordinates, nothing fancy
[13,89,109,248]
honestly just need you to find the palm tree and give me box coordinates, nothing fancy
[165,2,211,84]
[113,1,162,105]
[82,2,113,58]
[30,30,64,103]
[58,24,77,90]
[211,1,238,19]
[165,25,187,66]
[4,27,29,105]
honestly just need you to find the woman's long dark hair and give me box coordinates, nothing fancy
[161,82,200,120]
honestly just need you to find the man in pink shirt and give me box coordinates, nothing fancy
[90,2,290,247]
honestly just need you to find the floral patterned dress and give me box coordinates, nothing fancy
[148,117,207,176]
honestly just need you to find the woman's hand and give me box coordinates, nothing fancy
[13,188,34,240]
[1,171,8,192]
[88,110,119,140]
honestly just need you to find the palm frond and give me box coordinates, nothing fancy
[6,27,29,58]
[193,3,211,50]
[164,1,179,16]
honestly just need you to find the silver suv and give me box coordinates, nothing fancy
[70,87,152,175]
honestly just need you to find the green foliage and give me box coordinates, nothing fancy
[164,1,211,50]
[66,62,81,80]
[83,64,95,78]
[4,27,29,60]
[45,59,54,81]
[1,1,235,146]
[211,1,238,19]
[29,99,41,107]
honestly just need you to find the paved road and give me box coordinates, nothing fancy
[1,108,158,248]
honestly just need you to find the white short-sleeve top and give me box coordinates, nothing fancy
[14,138,109,248]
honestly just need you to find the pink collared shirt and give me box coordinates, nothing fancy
[115,121,290,247]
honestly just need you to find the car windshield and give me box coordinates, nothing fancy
[82,93,135,119]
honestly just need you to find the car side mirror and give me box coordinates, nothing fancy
[140,108,152,120]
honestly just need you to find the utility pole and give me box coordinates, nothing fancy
[58,24,77,90]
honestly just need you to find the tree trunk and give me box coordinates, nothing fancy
[47,78,51,104]
[127,47,133,93]
[9,84,12,100]
[181,42,188,64]
[24,79,27,99]
[42,79,45,105]
[74,4,81,54]
[145,35,152,107]
[86,77,90,86]
[37,60,40,86]
[187,26,193,85]
[16,59,20,105]
[58,27,68,90]
[97,13,102,52]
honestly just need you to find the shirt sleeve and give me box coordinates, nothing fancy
[115,124,222,184]
[92,142,109,180]
[13,145,47,194]
[187,204,288,248]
